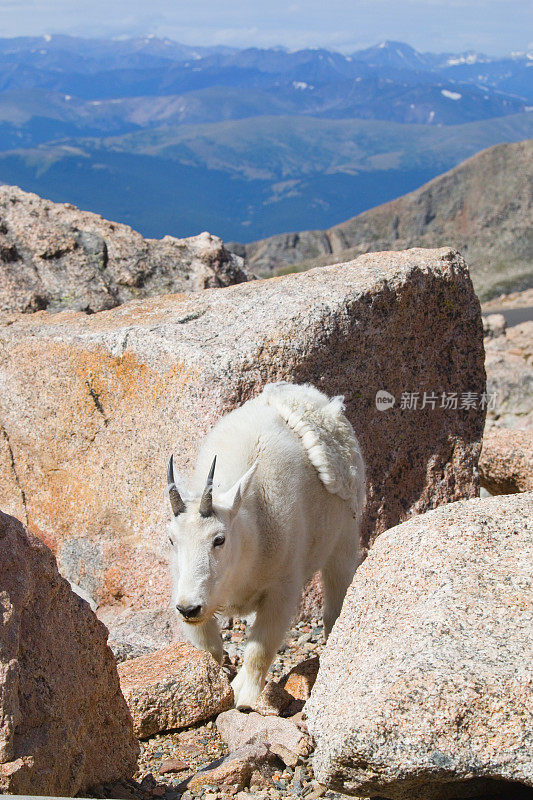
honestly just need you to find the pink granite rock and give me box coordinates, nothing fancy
[484,320,532,430]
[185,741,276,793]
[254,657,320,717]
[118,643,233,738]
[479,426,533,494]
[0,511,139,795]
[306,493,533,799]
[216,709,308,763]
[97,604,183,662]
[281,657,320,702]
[253,680,294,716]
[0,185,251,314]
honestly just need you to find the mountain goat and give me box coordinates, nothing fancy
[166,382,365,709]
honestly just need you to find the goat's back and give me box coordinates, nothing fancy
[192,392,308,496]
[192,382,364,511]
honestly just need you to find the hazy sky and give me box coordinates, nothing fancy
[0,0,531,55]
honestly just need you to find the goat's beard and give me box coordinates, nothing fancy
[182,617,204,626]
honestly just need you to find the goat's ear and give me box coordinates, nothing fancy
[214,461,258,520]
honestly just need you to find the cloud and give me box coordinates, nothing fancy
[0,0,530,55]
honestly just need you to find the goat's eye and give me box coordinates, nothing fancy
[213,535,225,548]
[168,536,173,546]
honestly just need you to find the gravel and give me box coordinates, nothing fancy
[85,617,350,800]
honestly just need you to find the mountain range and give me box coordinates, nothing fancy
[0,35,531,243]
[232,140,533,301]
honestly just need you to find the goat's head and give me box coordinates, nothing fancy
[166,454,257,626]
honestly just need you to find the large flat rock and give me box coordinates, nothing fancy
[0,247,485,611]
[306,492,533,799]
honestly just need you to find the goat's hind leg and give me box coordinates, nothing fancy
[321,530,360,639]
[232,586,298,709]
[182,616,223,664]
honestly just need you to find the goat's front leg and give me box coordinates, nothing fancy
[182,616,223,664]
[232,587,297,709]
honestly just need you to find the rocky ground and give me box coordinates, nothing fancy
[88,584,533,800]
[88,618,340,800]
[481,287,533,312]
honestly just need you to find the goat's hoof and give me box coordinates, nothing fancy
[232,671,262,709]
[230,670,245,706]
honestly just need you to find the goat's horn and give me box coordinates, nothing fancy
[167,455,185,516]
[199,455,217,517]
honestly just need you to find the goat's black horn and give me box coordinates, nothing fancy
[199,455,217,517]
[167,455,185,516]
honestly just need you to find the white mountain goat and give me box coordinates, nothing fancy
[166,382,365,709]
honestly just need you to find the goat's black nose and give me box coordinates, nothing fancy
[176,604,202,619]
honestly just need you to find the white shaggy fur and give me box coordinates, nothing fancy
[259,383,365,504]
[167,381,365,709]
